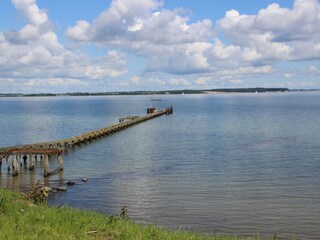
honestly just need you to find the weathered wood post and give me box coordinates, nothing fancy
[0,155,2,172]
[29,154,34,170]
[12,154,18,176]
[18,155,22,166]
[6,155,10,171]
[58,153,63,171]
[44,154,49,177]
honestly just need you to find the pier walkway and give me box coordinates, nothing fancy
[0,107,172,176]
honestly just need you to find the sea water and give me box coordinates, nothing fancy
[1,93,320,239]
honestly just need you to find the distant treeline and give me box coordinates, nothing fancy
[0,87,291,97]
[207,87,289,93]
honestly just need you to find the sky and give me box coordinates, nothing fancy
[0,0,320,93]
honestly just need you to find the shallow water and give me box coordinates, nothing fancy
[1,93,320,239]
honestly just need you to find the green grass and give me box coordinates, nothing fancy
[0,188,261,240]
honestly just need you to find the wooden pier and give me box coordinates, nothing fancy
[0,108,172,177]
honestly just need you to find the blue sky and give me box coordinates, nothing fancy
[0,0,319,93]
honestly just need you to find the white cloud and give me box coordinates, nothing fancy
[128,76,165,87]
[217,0,320,62]
[300,81,316,87]
[241,48,262,62]
[144,42,212,74]
[0,0,128,92]
[168,77,191,86]
[66,0,320,79]
[3,0,320,92]
[130,76,142,85]
[128,17,144,32]
[218,65,273,78]
[66,1,212,45]
[12,0,48,26]
[308,65,319,73]
[207,39,241,60]
[283,72,295,79]
[66,0,160,42]
[122,75,194,89]
[66,0,214,75]
[195,76,212,85]
[228,79,243,85]
[25,78,88,87]
[65,21,90,42]
[135,10,213,44]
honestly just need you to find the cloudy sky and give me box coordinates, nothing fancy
[0,0,320,93]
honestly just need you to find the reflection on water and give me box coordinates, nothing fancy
[1,93,320,240]
[0,161,65,192]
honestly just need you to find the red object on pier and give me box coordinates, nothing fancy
[147,107,156,114]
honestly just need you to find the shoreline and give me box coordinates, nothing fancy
[0,188,256,240]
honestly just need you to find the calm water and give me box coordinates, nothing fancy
[1,93,320,239]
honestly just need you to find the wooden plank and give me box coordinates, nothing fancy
[11,148,62,155]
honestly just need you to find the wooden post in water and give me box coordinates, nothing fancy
[19,155,22,166]
[12,154,18,176]
[28,153,33,167]
[29,154,34,170]
[44,154,49,177]
[58,153,63,171]
[6,155,10,171]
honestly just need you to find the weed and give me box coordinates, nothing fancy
[25,181,48,205]
[0,193,4,210]
[120,205,129,220]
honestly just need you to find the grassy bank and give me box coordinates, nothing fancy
[0,189,258,240]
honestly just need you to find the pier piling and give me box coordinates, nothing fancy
[19,155,22,166]
[29,155,34,170]
[58,153,63,171]
[6,155,10,171]
[12,154,18,176]
[44,155,49,177]
[27,153,33,170]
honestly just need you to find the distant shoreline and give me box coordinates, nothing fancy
[0,87,302,97]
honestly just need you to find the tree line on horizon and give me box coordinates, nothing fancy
[0,87,291,97]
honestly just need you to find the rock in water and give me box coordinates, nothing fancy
[81,177,88,182]
[66,180,75,185]
[40,186,53,192]
[56,186,67,191]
